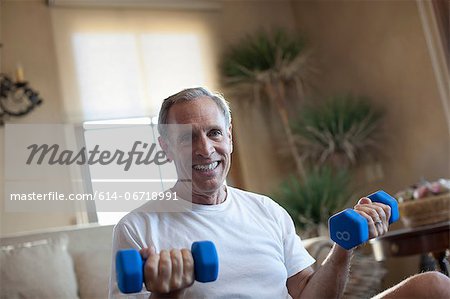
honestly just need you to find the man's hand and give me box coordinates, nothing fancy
[140,247,195,298]
[354,197,392,239]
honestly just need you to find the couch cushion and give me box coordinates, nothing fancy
[74,249,111,299]
[0,235,79,299]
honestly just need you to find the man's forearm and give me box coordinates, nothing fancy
[297,244,352,299]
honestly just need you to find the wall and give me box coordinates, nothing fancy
[291,0,449,289]
[217,0,449,197]
[218,0,300,193]
[0,0,78,235]
[291,0,449,194]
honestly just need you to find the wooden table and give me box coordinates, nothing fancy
[370,221,450,276]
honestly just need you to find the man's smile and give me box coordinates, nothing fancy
[192,161,221,172]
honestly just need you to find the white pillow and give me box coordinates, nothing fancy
[74,249,111,299]
[0,235,79,299]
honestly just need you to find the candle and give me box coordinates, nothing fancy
[15,64,25,82]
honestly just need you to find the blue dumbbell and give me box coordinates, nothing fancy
[329,190,400,250]
[116,241,219,294]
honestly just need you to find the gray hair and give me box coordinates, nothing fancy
[157,87,232,138]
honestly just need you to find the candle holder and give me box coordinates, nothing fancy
[0,74,43,125]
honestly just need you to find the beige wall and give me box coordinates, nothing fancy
[220,0,449,197]
[291,0,449,288]
[291,0,449,194]
[218,0,300,193]
[0,0,78,235]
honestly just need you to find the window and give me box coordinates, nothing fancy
[51,7,219,224]
[72,32,208,120]
[83,117,153,225]
[51,6,219,122]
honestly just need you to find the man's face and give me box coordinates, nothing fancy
[160,97,232,196]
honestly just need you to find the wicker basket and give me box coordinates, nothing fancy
[398,193,450,228]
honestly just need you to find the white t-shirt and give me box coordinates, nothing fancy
[109,186,315,299]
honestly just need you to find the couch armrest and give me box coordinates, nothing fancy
[302,236,334,269]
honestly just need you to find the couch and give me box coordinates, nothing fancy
[0,224,114,299]
[0,224,385,299]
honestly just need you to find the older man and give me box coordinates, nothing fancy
[109,87,450,299]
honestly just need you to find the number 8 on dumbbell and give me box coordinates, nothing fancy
[335,231,351,241]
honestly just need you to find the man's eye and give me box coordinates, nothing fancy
[209,130,222,137]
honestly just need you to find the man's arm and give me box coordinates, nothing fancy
[287,245,352,299]
[287,197,391,299]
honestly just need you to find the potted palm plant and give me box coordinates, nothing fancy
[291,94,384,169]
[276,94,384,236]
[275,167,351,237]
[221,29,316,181]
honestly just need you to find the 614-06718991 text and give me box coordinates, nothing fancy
[96,191,178,201]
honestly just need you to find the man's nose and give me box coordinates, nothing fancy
[194,135,214,157]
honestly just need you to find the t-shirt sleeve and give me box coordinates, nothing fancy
[276,203,316,277]
[108,219,150,299]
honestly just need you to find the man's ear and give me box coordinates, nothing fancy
[158,136,173,162]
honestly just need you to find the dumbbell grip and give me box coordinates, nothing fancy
[367,190,399,223]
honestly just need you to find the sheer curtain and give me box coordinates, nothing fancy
[50,6,220,122]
